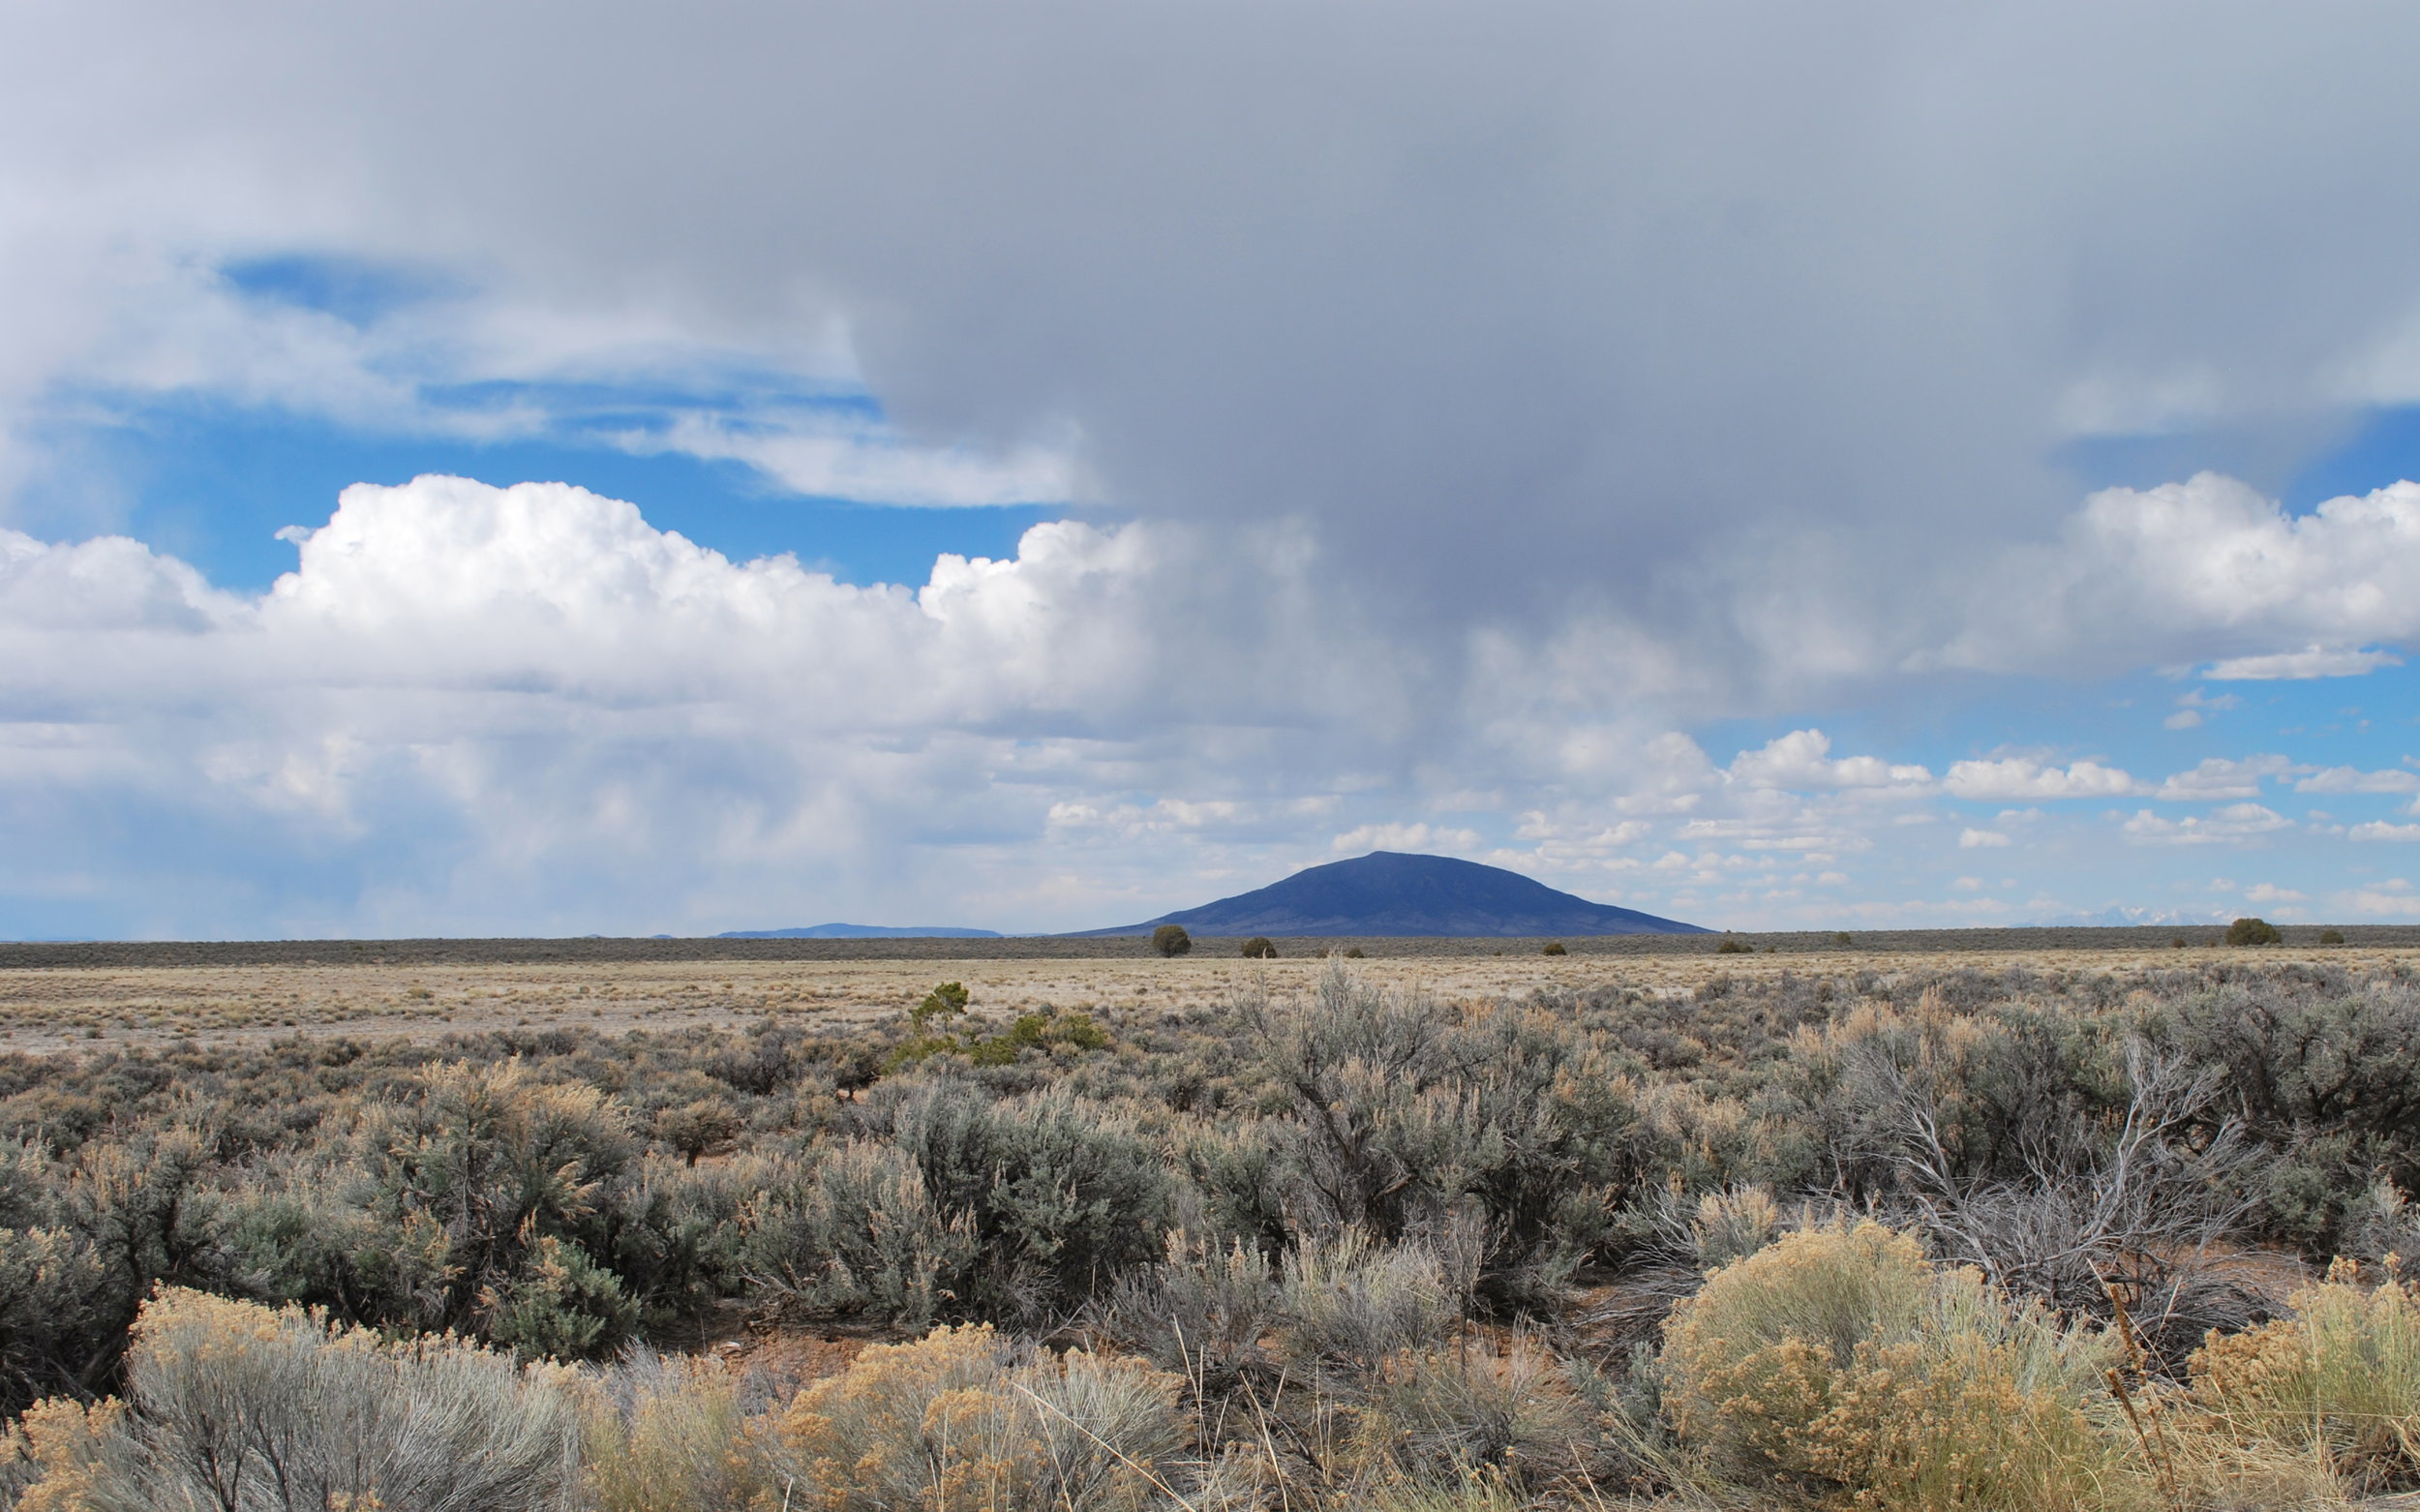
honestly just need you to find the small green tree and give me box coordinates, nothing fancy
[2320,927,2346,945]
[1240,937,1278,959]
[1151,924,1192,957]
[1541,941,1567,955]
[912,982,970,1026]
[1715,935,1751,954]
[2227,917,2283,946]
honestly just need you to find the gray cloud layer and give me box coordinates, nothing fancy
[15,3,2420,696]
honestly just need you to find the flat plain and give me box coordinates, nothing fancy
[4,926,2416,1053]
[14,929,2420,1509]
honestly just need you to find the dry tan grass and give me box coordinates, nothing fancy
[2,943,2416,1054]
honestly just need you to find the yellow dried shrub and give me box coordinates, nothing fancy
[6,1397,123,1512]
[7,1286,579,1512]
[775,1322,1187,1512]
[582,1351,780,1512]
[1659,1220,2135,1510]
[2187,1259,2420,1494]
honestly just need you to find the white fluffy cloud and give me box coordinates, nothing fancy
[0,476,1399,931]
[2155,756,2295,801]
[1943,758,2139,801]
[1943,477,2420,675]
[1727,730,1932,792]
[2120,804,2293,846]
[1332,823,1480,855]
[2296,766,2420,795]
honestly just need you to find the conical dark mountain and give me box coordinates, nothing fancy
[1075,851,1707,937]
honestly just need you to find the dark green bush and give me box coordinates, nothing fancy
[1253,966,1638,1307]
[1241,937,1278,959]
[2163,974,2420,1247]
[2228,916,2284,946]
[1151,924,1192,957]
[484,1235,641,1359]
[355,1060,637,1341]
[744,1141,977,1328]
[2321,928,2346,945]
[1715,935,1751,954]
[872,1080,1173,1322]
[1541,942,1567,956]
[890,1000,1110,1072]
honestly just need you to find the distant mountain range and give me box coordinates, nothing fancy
[716,923,1004,939]
[2024,906,2234,928]
[1073,851,1707,937]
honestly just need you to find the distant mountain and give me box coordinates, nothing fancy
[2024,906,2232,928]
[1073,851,1708,937]
[717,923,1004,939]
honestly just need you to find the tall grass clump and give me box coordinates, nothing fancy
[1096,1231,1279,1385]
[1276,1230,1461,1377]
[1350,1335,1592,1491]
[5,1286,578,1511]
[1659,1220,2132,1510]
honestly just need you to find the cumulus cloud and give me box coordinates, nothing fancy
[2120,804,2293,846]
[1958,829,2012,849]
[1332,822,1479,855]
[0,475,1406,932]
[1727,729,1931,792]
[2350,822,2420,842]
[2155,755,2295,801]
[1942,477,2420,675]
[1944,758,2139,801]
[2343,881,2420,917]
[2296,766,2420,794]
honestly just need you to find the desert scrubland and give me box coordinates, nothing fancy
[8,940,2420,1508]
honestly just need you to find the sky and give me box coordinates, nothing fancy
[12,4,2420,937]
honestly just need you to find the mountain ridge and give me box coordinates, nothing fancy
[1072,851,1707,937]
[717,923,1003,939]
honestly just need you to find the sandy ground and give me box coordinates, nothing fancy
[5,942,2417,1055]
